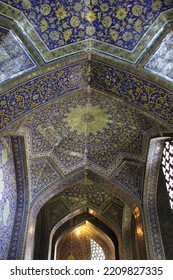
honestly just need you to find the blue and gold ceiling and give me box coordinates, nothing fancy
[1,0,173,62]
[0,0,173,208]
[2,0,172,50]
[20,91,153,172]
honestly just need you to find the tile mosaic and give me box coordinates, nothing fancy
[113,161,145,202]
[8,137,27,259]
[145,31,173,82]
[1,0,172,51]
[22,90,153,175]
[30,161,61,200]
[1,1,172,62]
[0,136,17,260]
[0,25,36,84]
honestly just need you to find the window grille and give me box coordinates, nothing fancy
[90,239,106,260]
[162,140,173,209]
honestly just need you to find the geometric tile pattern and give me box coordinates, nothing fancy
[22,90,153,177]
[8,137,27,260]
[0,25,36,84]
[57,223,110,260]
[145,31,173,82]
[30,161,61,201]
[1,58,173,132]
[122,205,133,259]
[59,177,112,212]
[45,199,69,231]
[143,138,166,259]
[102,202,123,230]
[0,136,17,260]
[113,162,145,203]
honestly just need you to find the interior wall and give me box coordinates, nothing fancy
[143,138,167,260]
[131,212,147,260]
[157,165,173,259]
[131,215,139,259]
[0,136,17,259]
[56,222,115,260]
[34,209,119,260]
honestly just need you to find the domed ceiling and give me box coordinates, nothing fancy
[0,0,173,209]
[17,89,157,202]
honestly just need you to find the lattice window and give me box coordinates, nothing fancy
[162,140,173,209]
[90,239,106,260]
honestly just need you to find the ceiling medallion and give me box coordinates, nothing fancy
[82,113,95,123]
[64,104,112,135]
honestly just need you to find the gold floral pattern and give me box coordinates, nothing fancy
[116,8,128,20]
[55,7,67,20]
[1,0,172,54]
[85,11,97,22]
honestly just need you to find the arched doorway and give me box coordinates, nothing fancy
[56,221,115,260]
[24,169,148,260]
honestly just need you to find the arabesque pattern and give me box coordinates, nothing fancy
[91,60,173,127]
[1,0,172,51]
[22,90,153,175]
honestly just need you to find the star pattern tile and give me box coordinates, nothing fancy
[0,0,173,262]
[22,90,155,177]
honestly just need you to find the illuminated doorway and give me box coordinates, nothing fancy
[56,221,115,260]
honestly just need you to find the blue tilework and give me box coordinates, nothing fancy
[1,0,172,51]
[7,137,26,260]
[0,61,89,130]
[0,25,36,84]
[113,162,145,202]
[23,91,152,171]
[30,161,60,200]
[0,136,17,260]
[1,60,173,132]
[90,60,173,127]
[145,31,173,82]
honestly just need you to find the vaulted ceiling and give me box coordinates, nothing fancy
[0,1,173,210]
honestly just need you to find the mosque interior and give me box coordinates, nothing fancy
[0,0,173,260]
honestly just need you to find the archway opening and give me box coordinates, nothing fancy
[56,221,115,260]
